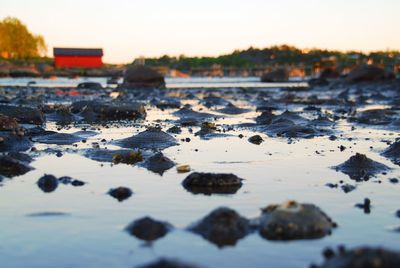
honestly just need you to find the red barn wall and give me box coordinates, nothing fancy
[55,56,103,68]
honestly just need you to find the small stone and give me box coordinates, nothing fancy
[248,135,264,145]
[108,187,133,202]
[177,165,191,173]
[125,217,172,242]
[37,174,58,193]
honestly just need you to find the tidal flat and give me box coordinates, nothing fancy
[0,78,400,268]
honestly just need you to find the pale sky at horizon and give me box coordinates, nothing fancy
[0,0,399,64]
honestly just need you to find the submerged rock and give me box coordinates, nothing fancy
[122,64,165,89]
[139,152,175,175]
[32,132,82,145]
[312,246,400,268]
[108,187,133,202]
[0,155,34,178]
[138,258,200,268]
[182,172,243,195]
[37,174,59,193]
[188,207,250,247]
[82,148,150,163]
[116,127,178,151]
[382,140,400,165]
[259,201,337,240]
[334,153,390,181]
[76,82,103,89]
[125,217,172,241]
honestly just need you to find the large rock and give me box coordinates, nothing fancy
[259,201,337,240]
[122,64,165,89]
[346,65,394,83]
[0,105,45,125]
[261,68,289,82]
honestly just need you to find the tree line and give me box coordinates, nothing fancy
[0,17,47,59]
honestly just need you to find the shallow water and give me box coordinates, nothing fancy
[0,76,307,89]
[0,80,399,268]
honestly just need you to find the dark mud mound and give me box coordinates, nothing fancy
[125,217,172,242]
[139,152,175,175]
[0,105,45,125]
[182,172,243,195]
[262,118,317,138]
[32,132,82,145]
[259,201,336,240]
[188,207,250,247]
[173,107,219,124]
[108,187,133,202]
[313,246,400,268]
[216,103,251,115]
[116,127,178,151]
[351,109,395,125]
[0,155,34,178]
[382,140,400,165]
[138,258,200,268]
[71,101,146,122]
[334,153,390,181]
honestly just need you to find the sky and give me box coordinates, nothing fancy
[0,0,399,63]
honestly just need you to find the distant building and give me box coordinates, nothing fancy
[53,48,103,68]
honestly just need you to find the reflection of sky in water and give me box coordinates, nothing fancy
[0,94,400,268]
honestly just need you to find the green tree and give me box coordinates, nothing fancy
[0,17,47,59]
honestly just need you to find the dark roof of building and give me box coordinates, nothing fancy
[53,48,103,56]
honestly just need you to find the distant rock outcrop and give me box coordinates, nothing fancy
[346,65,395,83]
[121,64,165,89]
[261,68,288,82]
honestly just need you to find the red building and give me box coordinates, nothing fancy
[53,48,103,68]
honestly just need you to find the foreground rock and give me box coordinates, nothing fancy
[138,259,200,268]
[188,207,250,247]
[121,64,165,89]
[312,246,400,268]
[32,132,82,145]
[125,217,172,242]
[0,155,34,178]
[0,115,19,130]
[0,105,45,124]
[334,153,390,181]
[0,132,32,152]
[116,127,178,151]
[382,140,400,165]
[182,172,243,195]
[259,201,337,240]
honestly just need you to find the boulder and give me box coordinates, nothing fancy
[121,64,165,89]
